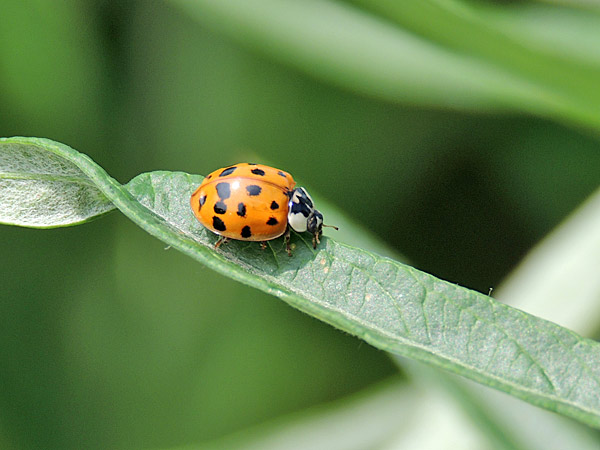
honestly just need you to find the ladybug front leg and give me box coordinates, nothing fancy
[284,227,292,257]
[312,230,322,249]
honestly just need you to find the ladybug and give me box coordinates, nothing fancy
[190,163,337,255]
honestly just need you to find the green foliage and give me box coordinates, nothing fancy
[173,0,600,130]
[2,136,600,432]
[2,1,600,449]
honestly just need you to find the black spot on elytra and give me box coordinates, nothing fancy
[266,217,279,226]
[237,202,246,217]
[251,168,266,176]
[246,185,262,196]
[206,174,213,180]
[213,216,226,231]
[270,201,279,210]
[219,166,237,177]
[214,201,227,214]
[277,171,287,178]
[216,182,231,199]
[241,225,252,238]
[198,195,207,209]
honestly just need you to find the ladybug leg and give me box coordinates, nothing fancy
[312,231,321,249]
[284,227,292,257]
[215,236,230,249]
[260,241,267,250]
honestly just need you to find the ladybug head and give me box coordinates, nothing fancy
[288,188,338,249]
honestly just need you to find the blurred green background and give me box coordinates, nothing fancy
[1,0,600,449]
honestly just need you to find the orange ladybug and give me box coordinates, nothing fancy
[190,163,337,255]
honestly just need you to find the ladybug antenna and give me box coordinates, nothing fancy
[323,224,339,231]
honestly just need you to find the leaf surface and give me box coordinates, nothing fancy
[0,139,114,227]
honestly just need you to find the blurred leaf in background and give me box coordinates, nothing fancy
[1,0,600,449]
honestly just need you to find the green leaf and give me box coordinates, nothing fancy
[0,139,115,227]
[2,136,600,429]
[352,0,600,120]
[169,0,600,131]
